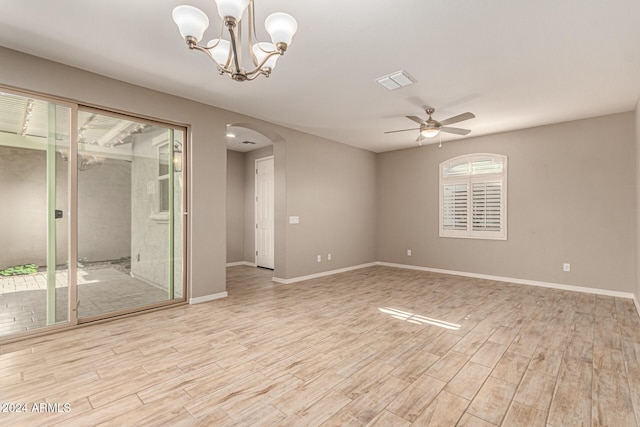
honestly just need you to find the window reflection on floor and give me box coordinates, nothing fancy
[378,307,461,330]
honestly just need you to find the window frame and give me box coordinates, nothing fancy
[439,153,507,240]
[157,141,170,214]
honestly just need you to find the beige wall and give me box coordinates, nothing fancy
[276,131,378,279]
[636,99,640,302]
[225,135,377,280]
[377,112,636,293]
[226,150,244,264]
[274,141,288,276]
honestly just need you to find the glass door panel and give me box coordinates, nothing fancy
[76,109,184,320]
[0,91,71,338]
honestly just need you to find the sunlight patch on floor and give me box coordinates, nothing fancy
[378,307,461,330]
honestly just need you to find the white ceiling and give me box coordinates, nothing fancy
[1,0,639,153]
[226,125,273,152]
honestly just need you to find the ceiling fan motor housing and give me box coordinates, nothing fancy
[421,119,441,137]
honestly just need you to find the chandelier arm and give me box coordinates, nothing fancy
[236,15,243,70]
[244,70,268,81]
[243,50,281,77]
[209,24,233,69]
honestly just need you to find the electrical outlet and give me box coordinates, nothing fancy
[563,263,571,272]
[317,255,322,262]
[407,249,412,257]
[327,253,332,261]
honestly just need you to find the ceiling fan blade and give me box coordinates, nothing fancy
[406,115,426,125]
[441,127,471,136]
[439,112,475,126]
[384,127,420,134]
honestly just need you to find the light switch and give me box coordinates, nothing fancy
[289,216,300,224]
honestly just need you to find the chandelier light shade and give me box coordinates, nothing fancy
[265,13,298,46]
[252,42,278,70]
[214,0,249,20]
[172,0,297,82]
[172,6,210,41]
[207,38,231,65]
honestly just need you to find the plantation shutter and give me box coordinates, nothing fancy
[442,183,468,231]
[472,181,502,232]
[440,154,507,240]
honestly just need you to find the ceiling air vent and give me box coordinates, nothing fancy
[241,140,256,145]
[375,70,416,90]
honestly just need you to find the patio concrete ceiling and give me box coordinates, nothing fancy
[0,93,152,163]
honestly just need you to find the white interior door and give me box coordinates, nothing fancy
[255,156,274,269]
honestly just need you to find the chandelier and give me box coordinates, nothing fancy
[172,0,298,82]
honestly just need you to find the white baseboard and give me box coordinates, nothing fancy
[226,261,256,267]
[225,259,638,304]
[377,262,635,299]
[272,262,377,285]
[189,291,228,304]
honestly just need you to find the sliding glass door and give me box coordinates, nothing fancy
[0,90,72,336]
[76,109,185,321]
[0,88,187,340]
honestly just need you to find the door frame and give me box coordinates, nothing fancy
[75,106,189,324]
[0,84,190,343]
[0,85,79,340]
[254,155,275,268]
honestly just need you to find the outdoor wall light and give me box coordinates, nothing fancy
[173,141,183,173]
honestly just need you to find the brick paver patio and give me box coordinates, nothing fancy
[0,267,179,337]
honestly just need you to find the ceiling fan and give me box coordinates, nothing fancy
[385,108,475,143]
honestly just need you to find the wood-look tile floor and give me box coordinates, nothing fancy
[1,265,639,426]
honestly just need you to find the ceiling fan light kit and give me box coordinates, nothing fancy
[419,108,442,138]
[172,0,297,82]
[421,129,440,138]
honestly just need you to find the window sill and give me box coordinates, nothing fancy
[149,212,169,223]
[439,232,507,241]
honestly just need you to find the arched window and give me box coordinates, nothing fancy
[440,154,507,240]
